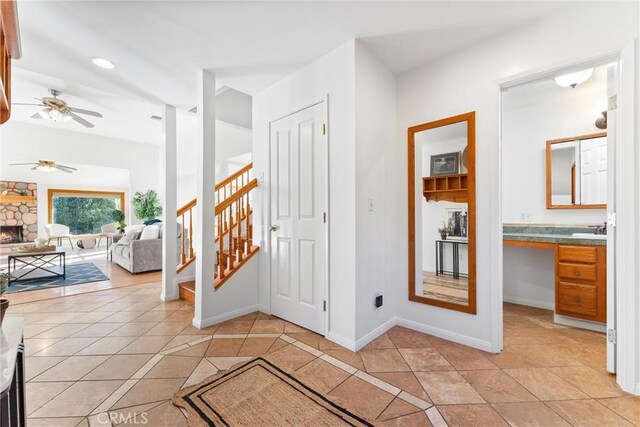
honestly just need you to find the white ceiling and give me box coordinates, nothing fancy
[15,1,568,109]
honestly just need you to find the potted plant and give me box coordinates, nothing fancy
[111,209,127,234]
[438,222,450,240]
[131,190,163,222]
[0,271,14,327]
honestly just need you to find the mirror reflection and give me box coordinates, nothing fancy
[547,133,607,209]
[409,112,476,314]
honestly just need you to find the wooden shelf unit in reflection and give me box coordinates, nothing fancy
[422,173,468,203]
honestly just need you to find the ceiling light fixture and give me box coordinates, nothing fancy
[91,57,116,69]
[554,68,594,88]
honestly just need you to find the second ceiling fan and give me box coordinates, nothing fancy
[13,89,103,128]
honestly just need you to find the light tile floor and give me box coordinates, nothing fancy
[5,284,639,426]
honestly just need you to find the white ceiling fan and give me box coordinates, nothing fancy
[12,89,103,128]
[9,160,78,173]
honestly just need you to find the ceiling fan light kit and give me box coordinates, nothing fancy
[12,88,103,128]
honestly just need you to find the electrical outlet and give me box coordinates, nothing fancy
[520,212,532,222]
[375,290,383,308]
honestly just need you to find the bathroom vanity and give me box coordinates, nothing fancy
[504,225,606,324]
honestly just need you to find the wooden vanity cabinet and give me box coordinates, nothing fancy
[555,244,606,323]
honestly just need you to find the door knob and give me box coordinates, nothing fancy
[269,224,279,232]
[574,270,581,276]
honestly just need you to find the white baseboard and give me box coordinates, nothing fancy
[257,304,269,314]
[160,292,179,301]
[325,332,357,352]
[554,314,606,333]
[504,295,554,310]
[174,275,194,286]
[193,304,261,329]
[354,317,397,351]
[396,317,494,353]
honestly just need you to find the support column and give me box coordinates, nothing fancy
[193,70,217,327]
[161,104,178,301]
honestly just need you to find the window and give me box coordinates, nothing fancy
[48,189,125,235]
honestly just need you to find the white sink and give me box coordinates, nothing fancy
[572,233,607,240]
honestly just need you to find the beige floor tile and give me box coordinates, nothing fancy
[160,334,207,351]
[362,333,396,350]
[31,337,100,357]
[23,324,58,339]
[436,345,498,370]
[204,337,244,357]
[414,371,485,405]
[144,355,201,379]
[329,376,395,420]
[386,326,434,348]
[25,356,66,381]
[30,380,124,418]
[118,335,174,354]
[399,348,454,372]
[24,338,64,356]
[238,337,277,356]
[144,321,190,336]
[510,344,582,368]
[32,355,109,382]
[215,320,255,334]
[286,331,323,349]
[267,338,291,354]
[112,378,186,409]
[108,322,158,337]
[128,400,187,426]
[25,417,86,427]
[545,399,634,426]
[284,321,308,333]
[372,372,432,402]
[460,370,537,403]
[26,381,75,415]
[294,358,351,394]
[34,323,93,339]
[171,341,210,357]
[263,344,317,372]
[597,396,640,425]
[548,366,627,398]
[492,402,571,427]
[438,404,508,427]
[503,368,590,401]
[249,319,285,334]
[105,401,164,425]
[83,354,154,380]
[178,323,219,336]
[183,359,219,388]
[99,311,146,323]
[378,411,433,426]
[73,323,127,338]
[324,348,365,371]
[360,348,411,373]
[377,397,422,422]
[163,310,194,322]
[77,336,138,355]
[206,356,252,371]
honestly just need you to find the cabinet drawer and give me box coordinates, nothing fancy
[557,282,597,318]
[558,263,597,281]
[558,245,597,264]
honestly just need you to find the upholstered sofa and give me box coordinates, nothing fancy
[111,224,180,274]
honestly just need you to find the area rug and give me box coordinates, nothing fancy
[5,262,109,293]
[173,357,373,427]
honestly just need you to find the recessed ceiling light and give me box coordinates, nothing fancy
[91,57,116,69]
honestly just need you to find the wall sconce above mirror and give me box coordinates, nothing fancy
[408,112,476,314]
[546,132,607,210]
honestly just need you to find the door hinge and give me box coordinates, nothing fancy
[608,212,617,227]
[322,123,326,135]
[607,329,617,344]
[322,300,327,312]
[608,95,617,111]
[323,212,327,223]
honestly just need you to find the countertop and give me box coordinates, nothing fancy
[503,224,607,246]
[1,317,24,394]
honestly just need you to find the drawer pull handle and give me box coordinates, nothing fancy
[573,296,581,303]
[574,270,581,276]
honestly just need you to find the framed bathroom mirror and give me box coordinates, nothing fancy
[408,112,476,314]
[546,132,607,209]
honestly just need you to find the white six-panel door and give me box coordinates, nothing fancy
[269,102,327,334]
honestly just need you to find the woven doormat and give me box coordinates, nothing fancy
[173,357,373,426]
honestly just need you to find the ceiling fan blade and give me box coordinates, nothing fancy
[56,164,78,171]
[67,111,94,128]
[68,107,102,118]
[9,163,38,166]
[30,166,39,170]
[54,165,74,173]
[12,102,43,106]
[31,112,44,119]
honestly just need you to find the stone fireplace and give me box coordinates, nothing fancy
[0,180,38,243]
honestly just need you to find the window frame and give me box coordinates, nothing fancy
[47,189,126,231]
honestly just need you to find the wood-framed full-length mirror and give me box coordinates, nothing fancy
[408,112,476,314]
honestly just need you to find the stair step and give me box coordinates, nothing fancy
[178,281,195,305]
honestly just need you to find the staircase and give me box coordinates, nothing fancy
[177,163,259,302]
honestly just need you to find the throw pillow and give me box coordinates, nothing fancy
[139,225,160,240]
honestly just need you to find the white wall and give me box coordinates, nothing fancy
[502,65,608,224]
[354,41,397,344]
[253,40,358,345]
[0,121,160,228]
[395,2,639,352]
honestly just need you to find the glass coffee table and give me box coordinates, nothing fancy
[7,250,66,285]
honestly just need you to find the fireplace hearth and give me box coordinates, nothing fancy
[0,225,24,244]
